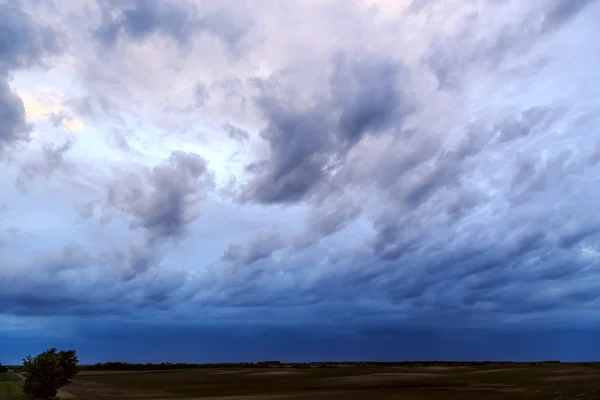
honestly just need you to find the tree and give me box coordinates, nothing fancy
[0,362,8,373]
[22,348,79,399]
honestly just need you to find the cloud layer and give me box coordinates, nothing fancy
[1,0,600,362]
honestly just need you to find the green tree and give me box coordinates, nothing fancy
[0,362,8,373]
[22,348,79,399]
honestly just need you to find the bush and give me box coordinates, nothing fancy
[22,348,79,399]
[0,362,8,373]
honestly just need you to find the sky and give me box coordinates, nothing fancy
[1,0,600,364]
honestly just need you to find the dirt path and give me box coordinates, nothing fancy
[16,373,75,398]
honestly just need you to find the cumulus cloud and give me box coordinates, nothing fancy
[104,151,214,244]
[242,51,413,204]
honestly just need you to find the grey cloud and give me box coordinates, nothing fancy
[194,83,210,107]
[0,1,59,153]
[370,216,424,261]
[0,245,186,317]
[223,122,249,142]
[543,0,598,32]
[4,210,600,324]
[494,107,564,143]
[48,112,71,128]
[294,195,362,248]
[242,98,332,204]
[369,222,557,311]
[348,106,562,248]
[0,1,59,74]
[509,150,578,201]
[38,244,94,276]
[105,151,214,245]
[222,228,284,265]
[243,52,413,204]
[558,220,600,248]
[0,80,29,154]
[505,229,548,259]
[106,244,161,281]
[372,104,562,216]
[369,104,572,248]
[16,140,74,191]
[401,153,464,207]
[443,189,484,219]
[0,245,95,314]
[93,0,251,52]
[307,196,361,238]
[2,0,600,335]
[5,245,80,279]
[330,53,412,145]
[424,0,598,89]
[361,126,485,221]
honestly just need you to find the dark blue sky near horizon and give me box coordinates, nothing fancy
[3,324,600,365]
[2,0,600,365]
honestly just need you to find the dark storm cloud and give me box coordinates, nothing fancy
[356,218,585,314]
[105,151,214,245]
[242,52,413,204]
[0,244,191,317]
[93,0,250,52]
[0,1,59,153]
[3,206,600,327]
[424,0,598,89]
[0,245,96,314]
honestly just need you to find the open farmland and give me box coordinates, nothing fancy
[0,373,24,400]
[77,370,180,376]
[64,364,600,400]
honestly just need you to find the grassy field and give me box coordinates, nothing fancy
[63,364,600,399]
[0,373,24,400]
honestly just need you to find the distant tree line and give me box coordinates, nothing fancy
[79,361,287,371]
[0,362,8,373]
[74,360,572,372]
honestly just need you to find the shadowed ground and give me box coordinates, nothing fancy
[0,373,24,400]
[63,364,600,399]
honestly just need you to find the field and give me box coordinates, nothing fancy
[63,364,600,400]
[77,370,174,376]
[0,373,24,400]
